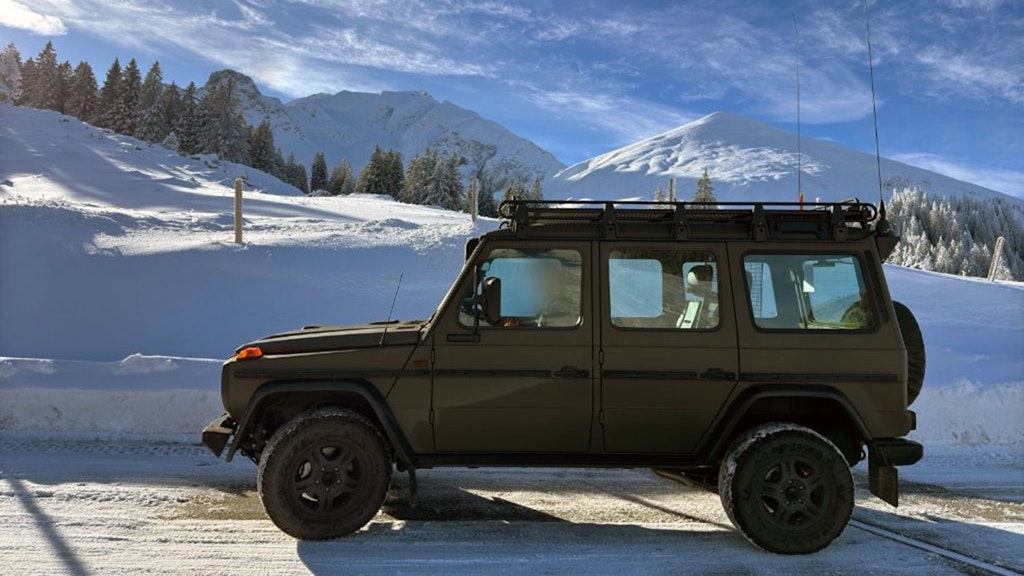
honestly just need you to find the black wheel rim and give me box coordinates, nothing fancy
[289,437,365,518]
[752,455,832,528]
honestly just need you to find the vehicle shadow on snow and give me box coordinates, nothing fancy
[852,505,1024,574]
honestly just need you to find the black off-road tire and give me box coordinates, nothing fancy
[257,408,392,540]
[893,301,925,406]
[718,423,854,554]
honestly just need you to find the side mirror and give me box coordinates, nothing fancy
[480,277,501,325]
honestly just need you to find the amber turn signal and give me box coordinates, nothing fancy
[235,347,263,360]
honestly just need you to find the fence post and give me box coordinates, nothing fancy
[234,178,243,244]
[470,178,478,223]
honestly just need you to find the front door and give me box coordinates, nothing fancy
[431,241,594,453]
[598,242,739,454]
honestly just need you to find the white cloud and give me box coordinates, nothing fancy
[0,0,67,35]
[892,152,1024,198]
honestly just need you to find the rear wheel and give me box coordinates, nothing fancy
[257,408,391,540]
[719,423,853,554]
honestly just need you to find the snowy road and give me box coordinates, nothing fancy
[1,441,1021,575]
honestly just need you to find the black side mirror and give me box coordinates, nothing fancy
[480,277,501,325]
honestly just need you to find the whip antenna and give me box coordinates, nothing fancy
[862,0,886,219]
[379,273,404,346]
[793,14,804,208]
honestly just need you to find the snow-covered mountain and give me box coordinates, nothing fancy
[548,111,1019,204]
[204,70,564,187]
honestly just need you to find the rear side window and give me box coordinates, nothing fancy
[743,254,875,330]
[608,249,719,330]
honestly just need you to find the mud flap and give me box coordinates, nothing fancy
[867,438,923,507]
[869,451,900,507]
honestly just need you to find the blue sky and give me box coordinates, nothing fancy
[2,0,1022,197]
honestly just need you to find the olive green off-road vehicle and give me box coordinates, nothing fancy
[202,199,924,554]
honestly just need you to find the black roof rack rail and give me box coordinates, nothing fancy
[497,199,879,241]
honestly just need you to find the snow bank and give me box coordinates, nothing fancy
[0,356,222,441]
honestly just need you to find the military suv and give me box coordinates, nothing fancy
[202,199,924,554]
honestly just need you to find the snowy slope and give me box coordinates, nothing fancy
[0,103,490,359]
[0,102,1021,450]
[548,112,1021,204]
[205,70,563,187]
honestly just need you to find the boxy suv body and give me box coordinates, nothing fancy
[202,200,924,554]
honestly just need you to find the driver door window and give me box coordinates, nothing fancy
[459,248,582,329]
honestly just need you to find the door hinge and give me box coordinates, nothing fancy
[430,347,436,364]
[429,408,435,425]
[598,349,605,365]
[599,410,605,424]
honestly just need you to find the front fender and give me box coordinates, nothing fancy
[224,379,416,466]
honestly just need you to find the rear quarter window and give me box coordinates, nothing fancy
[743,254,875,331]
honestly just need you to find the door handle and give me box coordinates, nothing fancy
[701,368,735,380]
[552,366,589,379]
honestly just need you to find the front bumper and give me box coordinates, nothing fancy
[201,413,237,458]
[867,437,923,507]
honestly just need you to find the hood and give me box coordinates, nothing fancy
[238,320,425,356]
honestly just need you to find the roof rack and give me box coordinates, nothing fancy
[497,199,879,242]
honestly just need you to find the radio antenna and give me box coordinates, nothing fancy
[793,14,803,209]
[379,273,404,346]
[862,0,886,219]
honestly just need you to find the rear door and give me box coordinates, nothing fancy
[431,240,595,453]
[598,243,739,453]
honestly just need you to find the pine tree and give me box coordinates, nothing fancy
[116,58,142,135]
[502,179,528,202]
[283,153,308,193]
[401,147,436,205]
[0,43,23,102]
[356,146,403,198]
[247,118,276,174]
[383,149,404,198]
[95,58,122,129]
[153,82,180,144]
[296,164,309,194]
[65,61,98,121]
[654,186,667,202]
[199,77,249,163]
[271,146,286,181]
[27,42,59,110]
[438,153,465,210]
[53,60,72,113]
[476,183,498,217]
[693,168,717,203]
[328,159,355,195]
[137,61,165,140]
[15,57,34,106]
[310,152,329,193]
[527,176,543,201]
[175,81,200,154]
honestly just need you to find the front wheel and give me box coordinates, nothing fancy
[719,423,853,554]
[257,408,392,540]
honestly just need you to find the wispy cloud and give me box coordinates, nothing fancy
[892,152,1024,198]
[0,0,67,35]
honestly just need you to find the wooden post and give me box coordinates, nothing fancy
[234,178,243,244]
[987,236,1006,281]
[470,178,479,223]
